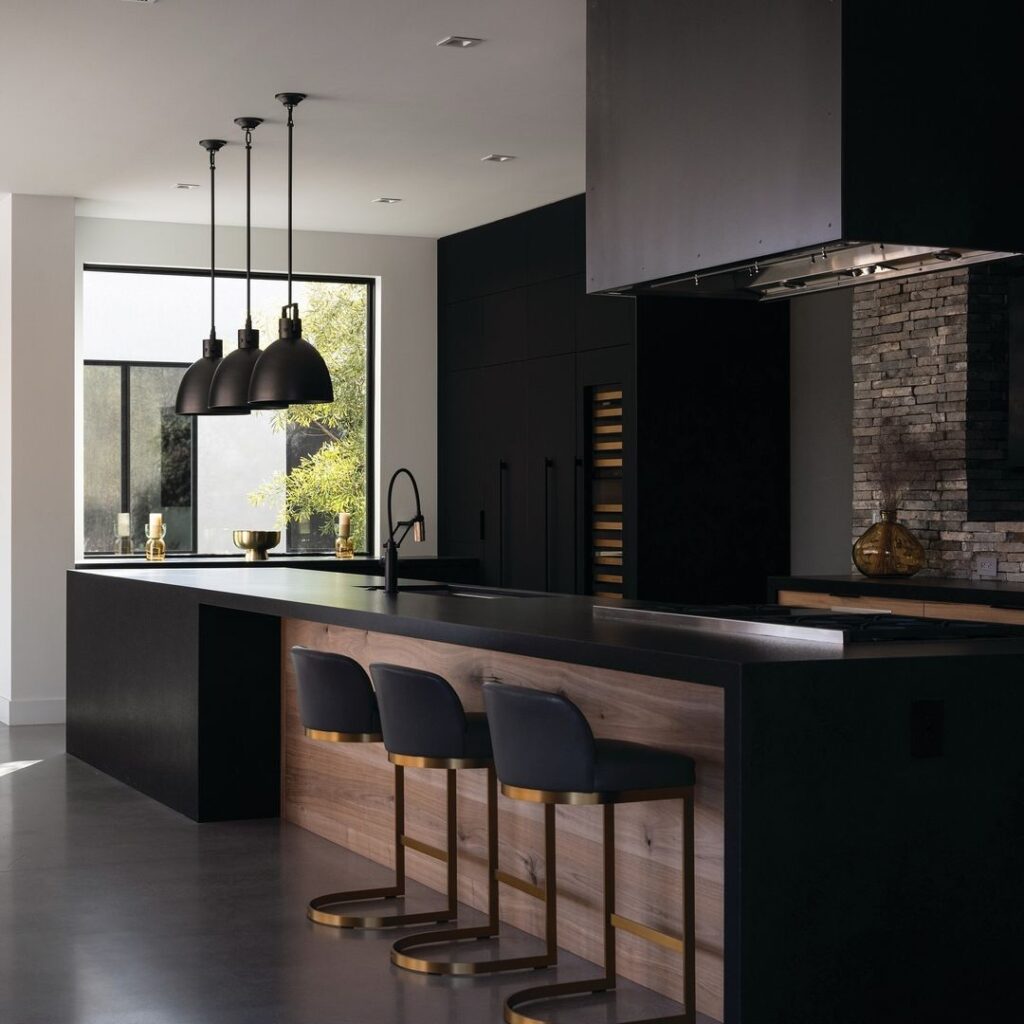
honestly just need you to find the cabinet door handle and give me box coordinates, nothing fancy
[544,457,554,592]
[479,509,486,541]
[498,459,508,587]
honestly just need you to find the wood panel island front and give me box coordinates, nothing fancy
[66,568,1024,1024]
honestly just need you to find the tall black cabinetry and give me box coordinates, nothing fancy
[438,196,635,592]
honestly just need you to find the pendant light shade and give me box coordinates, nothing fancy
[176,138,246,415]
[248,306,334,406]
[175,334,228,415]
[248,93,334,408]
[210,118,273,411]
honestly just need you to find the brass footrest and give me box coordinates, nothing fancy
[505,978,691,1024]
[307,886,455,930]
[505,978,614,1024]
[392,924,557,976]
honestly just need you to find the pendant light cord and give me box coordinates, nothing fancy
[209,145,217,339]
[286,103,294,308]
[245,126,253,328]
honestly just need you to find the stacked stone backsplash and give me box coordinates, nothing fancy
[851,257,1024,580]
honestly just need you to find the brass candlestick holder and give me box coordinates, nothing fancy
[144,522,167,562]
[335,525,355,559]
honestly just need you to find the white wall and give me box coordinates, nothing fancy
[1,195,76,725]
[789,289,854,574]
[75,217,438,558]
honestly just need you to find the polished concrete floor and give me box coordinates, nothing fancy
[1,725,694,1024]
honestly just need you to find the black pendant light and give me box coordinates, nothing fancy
[248,93,334,408]
[209,117,272,411]
[175,139,245,415]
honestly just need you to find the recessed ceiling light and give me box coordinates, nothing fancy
[481,154,515,163]
[175,182,199,190]
[372,197,403,204]
[437,35,483,48]
[121,0,159,5]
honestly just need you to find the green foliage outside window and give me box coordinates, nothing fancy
[248,282,369,551]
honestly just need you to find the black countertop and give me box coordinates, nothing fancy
[71,567,1024,688]
[769,574,1024,609]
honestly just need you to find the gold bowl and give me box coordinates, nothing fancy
[232,530,282,561]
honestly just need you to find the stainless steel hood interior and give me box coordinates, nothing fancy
[643,242,1017,301]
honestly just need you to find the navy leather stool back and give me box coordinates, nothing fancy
[291,647,380,735]
[483,682,596,792]
[370,663,490,761]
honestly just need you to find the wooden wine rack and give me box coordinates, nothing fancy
[588,387,624,598]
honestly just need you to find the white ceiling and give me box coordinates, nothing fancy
[0,0,585,238]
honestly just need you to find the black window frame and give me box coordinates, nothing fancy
[82,264,376,557]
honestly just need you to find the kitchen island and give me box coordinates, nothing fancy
[66,568,1024,1024]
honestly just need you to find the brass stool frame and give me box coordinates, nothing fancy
[500,783,697,1024]
[305,729,458,930]
[391,761,559,976]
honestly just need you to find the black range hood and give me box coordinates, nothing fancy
[586,0,1022,300]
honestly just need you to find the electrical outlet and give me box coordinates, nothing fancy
[974,553,999,579]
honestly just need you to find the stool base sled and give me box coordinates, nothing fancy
[501,785,697,1024]
[389,762,559,976]
[306,757,457,929]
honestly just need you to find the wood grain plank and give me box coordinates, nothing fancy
[777,589,926,616]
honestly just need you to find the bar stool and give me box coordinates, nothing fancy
[292,646,455,930]
[370,662,559,977]
[483,681,697,1024]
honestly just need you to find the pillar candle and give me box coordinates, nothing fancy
[148,512,163,533]
[116,513,131,538]
[338,512,351,538]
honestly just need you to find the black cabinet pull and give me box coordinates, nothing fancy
[498,459,508,587]
[479,509,486,541]
[544,457,554,591]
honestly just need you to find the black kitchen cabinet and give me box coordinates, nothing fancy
[439,196,636,593]
[634,296,790,603]
[526,277,576,360]
[438,361,528,588]
[524,354,576,593]
[439,298,482,373]
[439,357,574,591]
[574,274,636,351]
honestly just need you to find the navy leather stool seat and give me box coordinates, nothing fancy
[368,664,559,979]
[591,739,695,792]
[483,681,698,1024]
[292,647,455,931]
[371,663,493,763]
[293,646,381,740]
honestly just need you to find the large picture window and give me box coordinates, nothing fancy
[81,267,373,556]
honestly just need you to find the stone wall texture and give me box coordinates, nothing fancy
[851,259,1024,580]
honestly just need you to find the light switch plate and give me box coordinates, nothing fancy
[974,553,999,579]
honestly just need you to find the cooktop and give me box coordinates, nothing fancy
[592,603,1024,645]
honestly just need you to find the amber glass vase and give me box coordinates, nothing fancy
[852,509,925,578]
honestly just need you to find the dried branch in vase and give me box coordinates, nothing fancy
[865,418,939,511]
